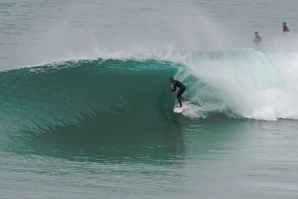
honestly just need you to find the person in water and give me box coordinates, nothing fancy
[167,76,186,108]
[254,31,262,43]
[282,22,290,32]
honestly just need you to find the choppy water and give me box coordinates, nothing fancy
[1,0,298,198]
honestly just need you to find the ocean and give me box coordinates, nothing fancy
[1,0,298,198]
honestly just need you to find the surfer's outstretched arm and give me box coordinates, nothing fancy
[167,82,176,92]
[167,88,175,92]
[170,87,176,92]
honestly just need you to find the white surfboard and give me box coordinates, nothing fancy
[173,101,188,113]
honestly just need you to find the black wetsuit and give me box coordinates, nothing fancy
[254,36,262,43]
[171,80,186,106]
[283,26,290,32]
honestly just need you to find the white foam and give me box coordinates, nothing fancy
[7,46,298,121]
[175,49,298,121]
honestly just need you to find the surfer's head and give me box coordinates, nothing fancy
[169,76,174,82]
[255,31,259,36]
[282,22,287,26]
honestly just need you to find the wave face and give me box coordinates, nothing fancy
[1,48,298,139]
[0,59,186,134]
[0,59,190,157]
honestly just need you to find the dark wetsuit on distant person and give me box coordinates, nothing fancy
[283,26,290,32]
[254,36,262,43]
[167,77,186,107]
[282,22,290,32]
[254,32,262,43]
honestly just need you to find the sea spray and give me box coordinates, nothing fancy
[177,49,298,120]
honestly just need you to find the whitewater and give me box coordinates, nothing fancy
[3,47,298,122]
[1,0,298,199]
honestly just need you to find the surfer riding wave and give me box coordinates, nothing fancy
[167,76,186,108]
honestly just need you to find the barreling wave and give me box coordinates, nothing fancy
[1,47,298,138]
[0,59,184,135]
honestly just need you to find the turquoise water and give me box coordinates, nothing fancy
[1,0,298,198]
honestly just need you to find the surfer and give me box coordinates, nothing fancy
[254,32,262,43]
[167,76,186,108]
[282,22,290,32]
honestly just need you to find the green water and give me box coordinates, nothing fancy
[1,0,298,198]
[1,119,298,198]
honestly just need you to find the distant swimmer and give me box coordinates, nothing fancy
[282,22,290,32]
[167,76,186,108]
[254,31,262,43]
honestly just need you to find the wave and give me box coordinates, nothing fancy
[177,49,298,121]
[1,48,298,138]
[0,58,193,158]
[0,59,184,133]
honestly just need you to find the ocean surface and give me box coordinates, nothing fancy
[1,0,298,198]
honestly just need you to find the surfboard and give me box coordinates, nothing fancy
[173,101,188,113]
